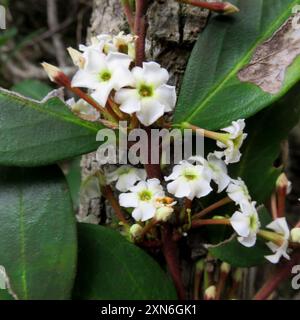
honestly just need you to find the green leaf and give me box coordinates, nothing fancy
[73,224,177,300]
[0,28,17,47]
[0,166,77,299]
[63,157,82,209]
[231,84,300,203]
[174,0,300,129]
[12,80,52,100]
[209,207,272,267]
[0,88,103,166]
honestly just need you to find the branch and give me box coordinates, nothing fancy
[253,251,300,300]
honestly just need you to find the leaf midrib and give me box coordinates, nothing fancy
[183,0,299,124]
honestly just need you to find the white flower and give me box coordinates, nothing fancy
[71,51,134,106]
[105,165,146,192]
[115,61,176,126]
[188,154,230,193]
[230,201,260,247]
[119,178,165,222]
[226,178,251,205]
[205,153,230,193]
[165,160,212,200]
[78,36,108,54]
[67,98,100,120]
[265,217,290,264]
[99,32,136,58]
[214,119,247,164]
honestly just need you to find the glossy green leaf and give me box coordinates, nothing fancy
[0,166,77,299]
[209,207,272,267]
[0,88,103,166]
[73,224,177,300]
[231,84,300,203]
[12,79,52,100]
[174,0,300,129]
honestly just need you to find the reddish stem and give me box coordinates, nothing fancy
[122,0,135,31]
[277,186,287,217]
[192,197,232,220]
[253,251,300,300]
[101,185,128,226]
[134,0,148,66]
[162,225,186,300]
[191,218,231,228]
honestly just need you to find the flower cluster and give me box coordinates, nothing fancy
[68,32,176,126]
[42,32,295,266]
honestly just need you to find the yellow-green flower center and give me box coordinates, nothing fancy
[139,84,153,97]
[139,190,152,201]
[183,168,199,181]
[99,70,111,82]
[249,215,258,231]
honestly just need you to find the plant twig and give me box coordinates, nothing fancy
[101,185,129,226]
[192,197,232,220]
[122,0,135,31]
[134,0,149,66]
[162,225,186,300]
[253,251,300,300]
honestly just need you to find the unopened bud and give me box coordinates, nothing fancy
[67,47,85,68]
[221,262,231,274]
[130,224,143,239]
[233,268,243,283]
[155,206,174,222]
[276,173,292,194]
[204,285,216,300]
[291,228,300,243]
[41,62,62,82]
[223,2,239,14]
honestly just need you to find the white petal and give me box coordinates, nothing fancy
[136,99,164,126]
[139,202,156,222]
[106,52,132,70]
[132,207,143,221]
[142,61,169,87]
[116,173,137,192]
[167,179,191,198]
[238,234,257,247]
[192,179,213,198]
[267,217,290,239]
[111,67,135,90]
[119,192,138,208]
[115,89,141,114]
[84,50,107,73]
[230,211,250,237]
[155,84,176,112]
[71,69,99,89]
[91,82,114,106]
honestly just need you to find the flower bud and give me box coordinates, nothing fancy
[291,228,300,243]
[41,62,62,82]
[129,224,143,239]
[155,206,174,222]
[221,262,231,274]
[276,173,292,194]
[67,47,85,68]
[204,285,216,300]
[223,2,240,14]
